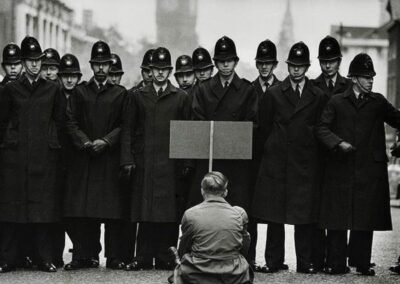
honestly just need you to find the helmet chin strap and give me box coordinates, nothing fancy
[356,77,370,93]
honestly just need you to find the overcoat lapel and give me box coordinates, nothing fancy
[294,80,316,114]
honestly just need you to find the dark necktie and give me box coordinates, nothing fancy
[295,84,301,99]
[158,87,163,97]
[328,79,334,92]
[99,82,104,90]
[264,82,269,92]
[224,81,229,89]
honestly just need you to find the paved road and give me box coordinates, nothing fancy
[1,207,400,283]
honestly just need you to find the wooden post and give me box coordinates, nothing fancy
[208,120,214,172]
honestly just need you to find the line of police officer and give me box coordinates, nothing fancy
[0,34,399,278]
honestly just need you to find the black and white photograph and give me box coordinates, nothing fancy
[0,0,400,283]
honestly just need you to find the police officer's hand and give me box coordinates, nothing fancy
[181,167,194,180]
[83,141,93,152]
[338,141,356,153]
[122,164,136,178]
[91,139,108,154]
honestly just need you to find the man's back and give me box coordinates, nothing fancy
[177,197,252,284]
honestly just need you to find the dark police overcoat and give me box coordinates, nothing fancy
[64,78,126,219]
[316,88,400,231]
[187,73,258,211]
[252,77,327,224]
[120,82,191,222]
[0,75,63,223]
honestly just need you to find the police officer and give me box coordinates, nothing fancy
[252,42,327,274]
[130,48,154,91]
[312,36,351,97]
[0,36,63,273]
[174,55,196,91]
[1,43,23,86]
[188,36,257,215]
[106,52,137,265]
[121,47,191,270]
[41,48,60,82]
[252,39,281,100]
[192,47,214,82]
[64,41,127,270]
[248,39,284,273]
[316,53,400,276]
[311,35,352,272]
[42,47,65,269]
[108,53,124,85]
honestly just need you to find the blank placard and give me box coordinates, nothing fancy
[169,120,253,160]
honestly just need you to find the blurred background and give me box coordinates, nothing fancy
[0,0,395,92]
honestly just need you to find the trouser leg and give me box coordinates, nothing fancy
[0,223,20,265]
[119,222,137,262]
[312,227,327,270]
[265,222,285,268]
[67,218,100,260]
[153,222,179,266]
[135,222,156,265]
[18,224,36,263]
[104,220,126,260]
[32,223,54,264]
[52,222,65,265]
[294,224,313,269]
[348,230,373,269]
[326,229,347,270]
[247,217,258,264]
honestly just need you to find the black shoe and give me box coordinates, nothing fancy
[88,258,99,268]
[297,265,317,274]
[16,256,34,269]
[38,262,57,272]
[125,260,153,271]
[0,263,16,273]
[356,267,375,276]
[106,259,125,270]
[323,266,350,275]
[257,264,279,273]
[349,261,375,268]
[64,260,88,271]
[279,263,289,270]
[389,264,400,274]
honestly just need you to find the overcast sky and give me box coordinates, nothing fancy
[63,0,385,78]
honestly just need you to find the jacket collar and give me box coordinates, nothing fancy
[204,196,228,204]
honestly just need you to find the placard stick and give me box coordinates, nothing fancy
[208,120,214,172]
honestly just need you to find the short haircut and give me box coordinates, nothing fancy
[201,171,228,195]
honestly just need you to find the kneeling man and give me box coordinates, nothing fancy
[174,172,253,284]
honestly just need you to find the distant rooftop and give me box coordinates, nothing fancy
[331,25,388,40]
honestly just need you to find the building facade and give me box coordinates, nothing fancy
[0,0,74,54]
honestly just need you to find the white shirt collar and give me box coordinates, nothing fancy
[153,81,168,93]
[94,78,107,89]
[290,78,306,95]
[219,73,235,88]
[259,75,274,91]
[324,73,338,87]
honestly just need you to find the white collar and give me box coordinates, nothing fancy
[153,81,168,93]
[290,78,306,94]
[324,73,338,87]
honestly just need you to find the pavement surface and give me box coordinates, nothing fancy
[1,206,400,283]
